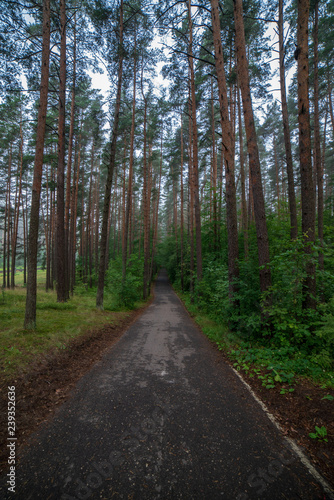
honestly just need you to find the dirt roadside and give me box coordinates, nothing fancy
[0,297,153,474]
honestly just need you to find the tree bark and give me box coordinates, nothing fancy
[24,0,51,329]
[11,118,24,289]
[278,0,298,239]
[233,0,272,297]
[122,27,137,284]
[313,0,323,272]
[188,0,202,284]
[96,0,124,308]
[180,114,185,291]
[296,0,316,309]
[141,73,150,299]
[56,0,67,302]
[64,11,76,299]
[211,0,239,300]
[237,85,248,259]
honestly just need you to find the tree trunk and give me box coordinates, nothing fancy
[233,0,272,297]
[313,0,323,272]
[142,75,149,299]
[96,0,124,308]
[11,118,24,289]
[238,85,248,259]
[210,77,218,252]
[188,0,202,285]
[211,0,239,300]
[296,0,316,309]
[64,11,76,299]
[24,0,51,329]
[278,0,298,239]
[56,0,67,302]
[122,28,136,284]
[7,145,12,289]
[180,114,185,291]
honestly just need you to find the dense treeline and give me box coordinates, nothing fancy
[0,0,333,372]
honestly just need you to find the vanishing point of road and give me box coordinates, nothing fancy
[1,270,333,499]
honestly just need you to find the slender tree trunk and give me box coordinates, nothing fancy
[141,74,149,299]
[96,0,124,308]
[328,83,334,138]
[50,165,55,289]
[86,143,94,287]
[233,0,272,298]
[7,145,12,289]
[180,114,184,291]
[11,117,24,289]
[45,169,50,291]
[94,165,100,274]
[56,0,67,302]
[296,0,316,309]
[150,136,163,280]
[70,132,81,294]
[122,28,136,284]
[24,0,51,329]
[188,0,202,284]
[313,0,323,272]
[238,85,248,259]
[22,201,27,286]
[188,96,195,299]
[279,0,298,239]
[211,0,239,300]
[210,77,218,252]
[273,134,280,215]
[3,176,8,288]
[64,11,76,299]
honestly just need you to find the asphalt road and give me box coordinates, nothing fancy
[0,270,333,499]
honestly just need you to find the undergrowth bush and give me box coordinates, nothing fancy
[105,254,143,308]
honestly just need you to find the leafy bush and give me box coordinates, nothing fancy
[105,254,143,309]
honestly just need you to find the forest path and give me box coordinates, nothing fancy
[0,270,332,499]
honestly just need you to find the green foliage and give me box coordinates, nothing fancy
[105,254,143,309]
[309,426,328,443]
[321,395,334,401]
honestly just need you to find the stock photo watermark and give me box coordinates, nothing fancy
[61,393,175,500]
[7,386,16,494]
[236,444,297,499]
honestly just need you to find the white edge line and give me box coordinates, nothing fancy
[231,366,334,499]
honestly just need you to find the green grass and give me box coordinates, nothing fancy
[0,271,144,382]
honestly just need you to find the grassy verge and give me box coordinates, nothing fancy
[177,290,334,392]
[0,272,146,382]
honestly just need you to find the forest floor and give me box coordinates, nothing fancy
[0,274,333,498]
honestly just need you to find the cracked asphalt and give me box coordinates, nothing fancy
[0,269,332,499]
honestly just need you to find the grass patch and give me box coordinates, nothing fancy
[0,276,144,382]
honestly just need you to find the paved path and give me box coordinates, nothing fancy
[1,270,333,499]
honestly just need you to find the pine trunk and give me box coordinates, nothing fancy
[56,0,67,302]
[211,0,239,300]
[296,0,316,309]
[233,0,272,297]
[313,0,323,272]
[188,0,202,284]
[122,29,136,284]
[278,0,298,239]
[96,0,124,308]
[24,0,51,329]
